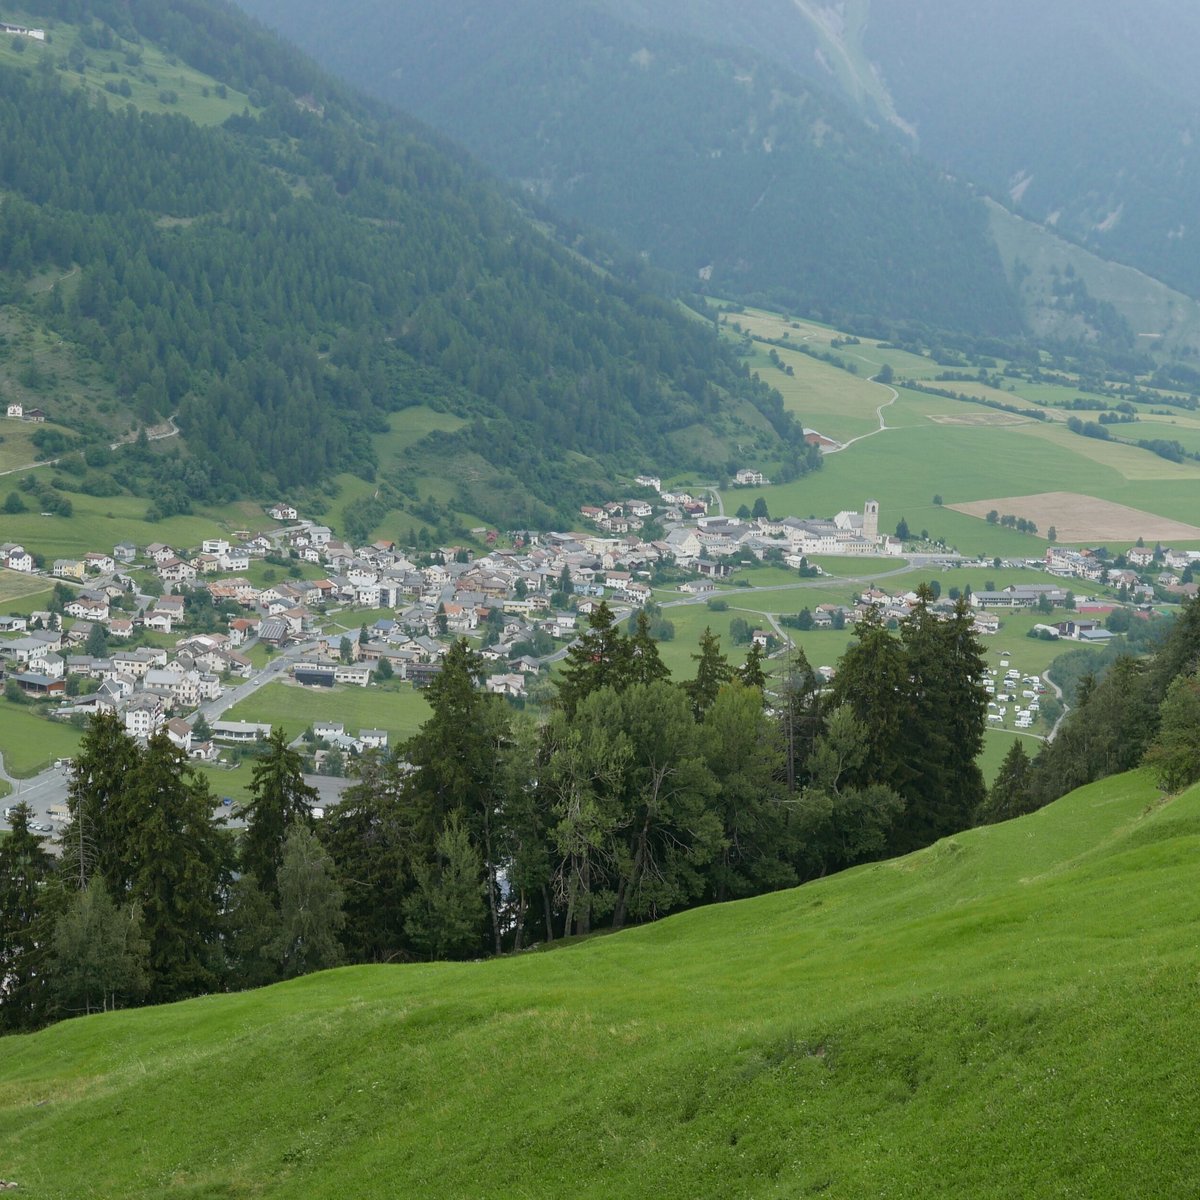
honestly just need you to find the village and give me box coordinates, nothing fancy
[1,477,1197,782]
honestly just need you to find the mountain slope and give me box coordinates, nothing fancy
[0,1,810,527]
[4,769,1199,1197]
[236,0,1022,336]
[854,1,1200,303]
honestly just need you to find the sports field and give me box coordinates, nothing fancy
[225,680,430,745]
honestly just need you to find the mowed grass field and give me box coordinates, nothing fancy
[4,770,1200,1197]
[225,680,430,744]
[0,569,52,610]
[721,306,1200,553]
[0,703,82,777]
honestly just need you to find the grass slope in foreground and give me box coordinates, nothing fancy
[3,771,1199,1197]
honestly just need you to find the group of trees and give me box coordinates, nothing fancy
[2,591,996,1032]
[14,593,1193,1033]
[0,720,343,1033]
[979,597,1200,819]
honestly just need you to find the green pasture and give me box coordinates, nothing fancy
[740,344,885,442]
[1,482,276,563]
[0,570,51,610]
[0,702,82,777]
[225,680,430,745]
[726,396,1200,553]
[4,771,1200,1196]
[0,15,254,127]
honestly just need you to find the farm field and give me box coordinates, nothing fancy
[0,569,51,610]
[225,680,430,744]
[5,770,1200,1196]
[739,345,884,443]
[719,304,1200,554]
[951,492,1200,544]
[0,703,82,778]
[0,484,276,564]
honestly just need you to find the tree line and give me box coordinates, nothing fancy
[2,590,994,1032]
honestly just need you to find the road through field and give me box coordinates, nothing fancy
[823,362,898,452]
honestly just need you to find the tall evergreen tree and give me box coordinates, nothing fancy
[685,626,733,721]
[272,824,346,978]
[318,751,411,963]
[556,600,629,716]
[892,592,988,851]
[127,733,230,1003]
[241,726,318,899]
[0,802,53,1032]
[738,640,768,691]
[64,710,141,892]
[830,607,908,794]
[977,740,1035,824]
[626,609,670,686]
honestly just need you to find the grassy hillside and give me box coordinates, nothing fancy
[987,200,1200,356]
[3,769,1199,1196]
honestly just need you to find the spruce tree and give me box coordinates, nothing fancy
[978,740,1035,824]
[627,609,670,686]
[555,600,629,716]
[0,802,53,1031]
[127,733,230,1002]
[241,726,318,899]
[64,710,141,893]
[738,640,767,691]
[686,626,733,721]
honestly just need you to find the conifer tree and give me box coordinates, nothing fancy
[738,639,767,691]
[555,600,629,716]
[977,740,1035,824]
[686,626,733,721]
[627,608,670,686]
[241,726,318,899]
[127,733,230,1003]
[64,710,141,892]
[0,802,53,1031]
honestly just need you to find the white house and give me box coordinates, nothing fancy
[5,403,22,418]
[125,694,166,738]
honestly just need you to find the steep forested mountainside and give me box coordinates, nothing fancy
[860,1,1200,302]
[235,0,1022,336]
[0,1,812,525]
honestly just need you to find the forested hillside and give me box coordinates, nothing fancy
[236,0,1022,335]
[0,1,813,524]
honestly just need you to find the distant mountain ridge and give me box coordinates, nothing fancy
[239,0,1200,352]
[236,0,1022,336]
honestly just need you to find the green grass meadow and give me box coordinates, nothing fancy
[0,702,82,776]
[225,680,430,743]
[3,769,1199,1196]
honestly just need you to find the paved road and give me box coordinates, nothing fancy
[193,638,321,724]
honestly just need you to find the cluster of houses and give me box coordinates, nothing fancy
[3,402,47,422]
[1044,544,1198,600]
[579,496,902,565]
